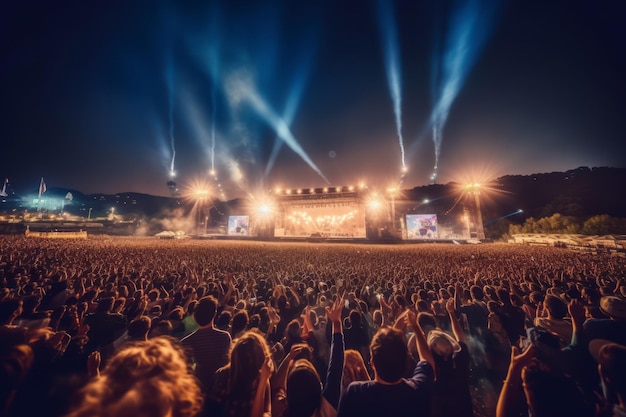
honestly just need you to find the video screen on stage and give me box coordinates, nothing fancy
[405,214,438,239]
[228,216,250,236]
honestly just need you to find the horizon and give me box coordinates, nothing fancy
[3,165,621,199]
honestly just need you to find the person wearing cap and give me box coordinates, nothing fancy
[584,296,626,347]
[590,341,626,417]
[428,298,473,417]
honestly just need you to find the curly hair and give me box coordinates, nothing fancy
[65,337,203,417]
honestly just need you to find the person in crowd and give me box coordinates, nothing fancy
[534,294,572,347]
[584,296,626,346]
[428,299,473,417]
[207,330,273,417]
[272,295,345,417]
[496,288,526,345]
[1,235,626,417]
[63,337,203,417]
[336,310,434,417]
[83,296,127,359]
[180,295,232,392]
[341,350,370,394]
[592,341,626,417]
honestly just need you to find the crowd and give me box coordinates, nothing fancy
[1,235,626,417]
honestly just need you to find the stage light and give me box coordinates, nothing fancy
[323,187,328,193]
[367,198,383,212]
[297,189,302,194]
[348,186,355,191]
[423,199,430,204]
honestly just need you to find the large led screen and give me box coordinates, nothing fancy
[228,216,250,236]
[405,214,438,239]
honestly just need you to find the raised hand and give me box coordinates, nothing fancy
[326,294,344,324]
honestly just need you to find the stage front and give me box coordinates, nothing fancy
[273,188,366,238]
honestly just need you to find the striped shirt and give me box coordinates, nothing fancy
[181,326,232,390]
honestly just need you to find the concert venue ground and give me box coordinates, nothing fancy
[2,236,626,417]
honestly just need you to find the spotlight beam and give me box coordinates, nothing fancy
[265,63,310,177]
[376,0,406,169]
[415,0,500,183]
[165,55,177,178]
[484,209,523,226]
[227,73,329,184]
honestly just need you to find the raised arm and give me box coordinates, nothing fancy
[324,294,345,409]
[496,345,536,417]
[251,355,273,417]
[407,311,435,370]
[446,299,467,345]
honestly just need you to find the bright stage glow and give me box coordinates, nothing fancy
[183,178,214,202]
[287,210,358,229]
[368,199,382,211]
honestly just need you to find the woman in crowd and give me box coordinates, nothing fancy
[208,330,273,417]
[272,295,345,417]
[63,337,203,417]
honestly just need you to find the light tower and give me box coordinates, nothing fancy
[464,183,485,240]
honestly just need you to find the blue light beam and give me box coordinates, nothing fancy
[226,71,329,184]
[165,57,177,178]
[484,209,523,226]
[428,0,499,183]
[376,0,406,169]
[265,56,312,177]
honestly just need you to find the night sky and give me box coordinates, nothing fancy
[2,0,625,198]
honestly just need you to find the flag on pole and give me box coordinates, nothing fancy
[38,177,46,198]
